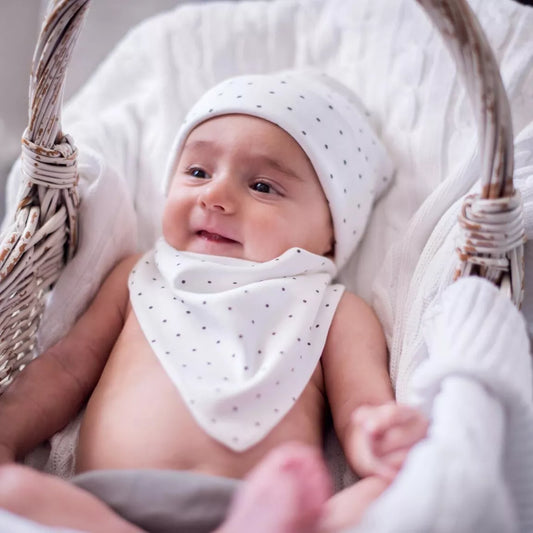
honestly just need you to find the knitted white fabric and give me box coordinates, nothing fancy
[418,278,532,405]
[414,278,533,532]
[163,71,394,271]
[129,238,344,451]
[357,277,533,533]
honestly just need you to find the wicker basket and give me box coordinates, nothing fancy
[0,0,525,394]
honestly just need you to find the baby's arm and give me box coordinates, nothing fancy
[0,255,139,463]
[321,292,427,480]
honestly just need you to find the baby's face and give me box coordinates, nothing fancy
[163,115,333,262]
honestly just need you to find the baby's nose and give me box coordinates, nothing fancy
[199,179,236,213]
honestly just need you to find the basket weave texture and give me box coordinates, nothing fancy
[0,0,89,393]
[418,0,526,301]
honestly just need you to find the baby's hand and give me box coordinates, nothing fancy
[351,402,428,481]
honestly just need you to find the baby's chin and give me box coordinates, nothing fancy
[176,236,316,263]
[184,241,243,259]
[186,246,272,263]
[184,245,284,264]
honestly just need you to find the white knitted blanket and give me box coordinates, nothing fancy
[2,0,533,531]
[357,277,533,533]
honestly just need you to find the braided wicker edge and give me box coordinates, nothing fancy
[0,0,89,393]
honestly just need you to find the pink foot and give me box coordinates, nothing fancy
[217,442,332,533]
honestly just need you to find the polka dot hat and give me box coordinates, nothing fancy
[163,70,394,270]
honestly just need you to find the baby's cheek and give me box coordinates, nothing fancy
[244,232,290,262]
[161,206,185,247]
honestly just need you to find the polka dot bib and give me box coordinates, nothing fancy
[129,238,344,451]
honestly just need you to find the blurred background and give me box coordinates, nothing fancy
[0,0,223,221]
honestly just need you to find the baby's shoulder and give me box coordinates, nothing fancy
[328,290,384,344]
[105,253,143,287]
[321,289,387,372]
[333,290,378,320]
[94,253,143,307]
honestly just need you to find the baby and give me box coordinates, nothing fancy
[0,71,427,532]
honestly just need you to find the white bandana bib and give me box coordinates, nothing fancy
[129,238,344,451]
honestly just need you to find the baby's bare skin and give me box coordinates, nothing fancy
[70,244,390,481]
[77,306,325,477]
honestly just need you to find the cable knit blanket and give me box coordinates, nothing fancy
[2,0,533,531]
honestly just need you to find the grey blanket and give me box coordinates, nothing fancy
[72,469,240,533]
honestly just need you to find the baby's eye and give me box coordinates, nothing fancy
[189,168,209,179]
[251,181,273,194]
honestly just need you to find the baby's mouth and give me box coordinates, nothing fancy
[197,230,238,244]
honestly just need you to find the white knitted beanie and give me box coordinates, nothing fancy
[163,71,394,270]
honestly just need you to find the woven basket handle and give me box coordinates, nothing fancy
[0,0,525,394]
[0,0,89,393]
[21,0,90,260]
[417,0,525,306]
[28,0,90,148]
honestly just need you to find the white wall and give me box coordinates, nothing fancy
[0,0,41,185]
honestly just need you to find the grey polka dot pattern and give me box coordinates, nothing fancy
[129,238,344,452]
[163,70,394,270]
